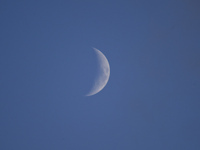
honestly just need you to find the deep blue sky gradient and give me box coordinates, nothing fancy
[1,0,200,149]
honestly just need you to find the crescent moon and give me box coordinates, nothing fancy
[86,48,110,96]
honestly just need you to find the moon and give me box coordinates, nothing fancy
[86,48,110,96]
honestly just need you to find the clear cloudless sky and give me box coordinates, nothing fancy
[1,0,200,149]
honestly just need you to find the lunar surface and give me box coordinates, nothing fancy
[86,48,110,96]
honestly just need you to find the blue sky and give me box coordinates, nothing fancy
[1,0,200,149]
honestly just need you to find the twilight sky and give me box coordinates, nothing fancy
[1,0,200,150]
